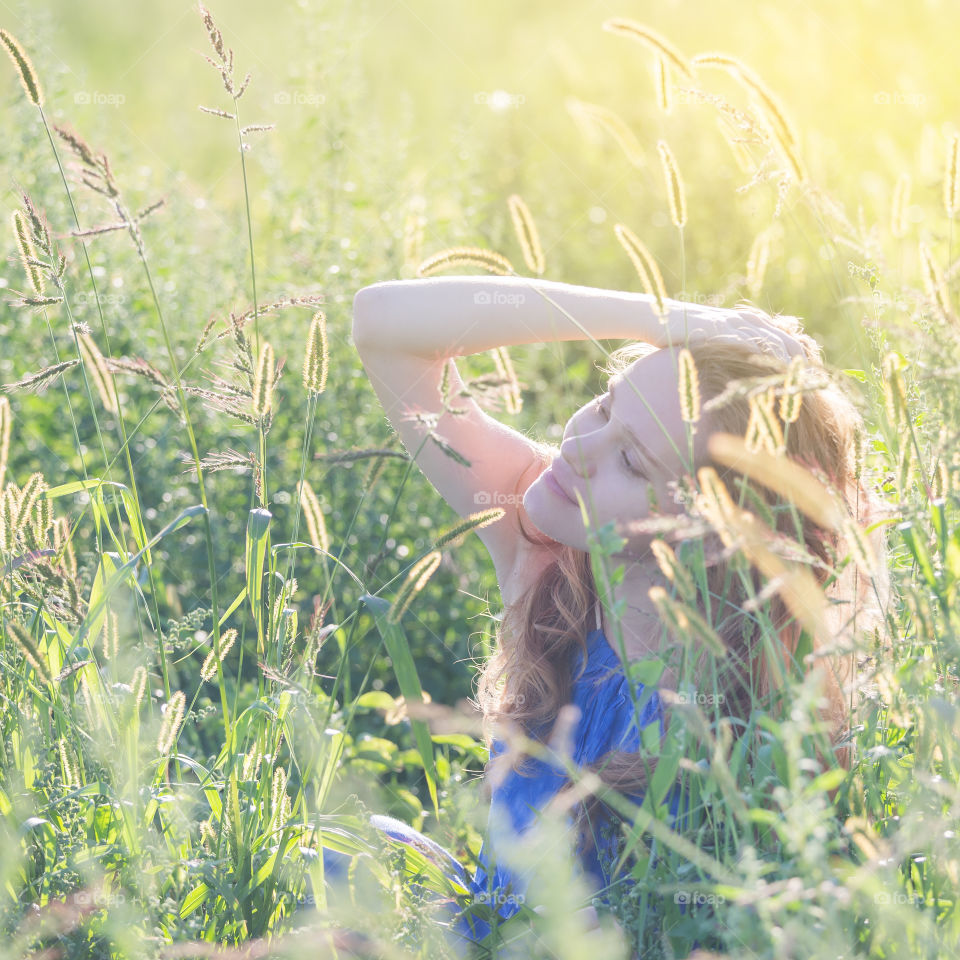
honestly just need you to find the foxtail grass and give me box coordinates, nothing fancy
[507,194,546,275]
[416,246,515,276]
[613,223,668,320]
[602,18,695,80]
[657,139,687,229]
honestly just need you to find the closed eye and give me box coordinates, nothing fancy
[594,396,646,478]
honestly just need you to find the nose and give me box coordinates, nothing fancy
[559,433,598,478]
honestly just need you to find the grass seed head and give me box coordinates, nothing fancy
[612,223,668,320]
[297,479,329,554]
[919,241,955,324]
[388,551,442,623]
[881,352,908,428]
[252,341,275,418]
[157,690,186,754]
[945,133,959,217]
[12,210,45,296]
[779,355,804,424]
[746,230,770,300]
[416,246,514,277]
[302,311,328,395]
[568,99,646,167]
[490,346,522,414]
[432,508,505,550]
[201,627,237,682]
[0,29,42,106]
[655,56,672,113]
[101,609,119,661]
[602,19,695,80]
[130,665,148,708]
[657,140,687,228]
[77,333,120,415]
[507,194,546,275]
[677,347,701,423]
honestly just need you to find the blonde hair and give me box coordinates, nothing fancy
[473,309,891,858]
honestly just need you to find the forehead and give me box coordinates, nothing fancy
[610,349,707,469]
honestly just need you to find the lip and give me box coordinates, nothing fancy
[542,462,578,505]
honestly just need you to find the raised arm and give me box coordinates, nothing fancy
[351,275,665,361]
[352,275,806,362]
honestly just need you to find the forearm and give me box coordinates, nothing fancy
[351,275,668,360]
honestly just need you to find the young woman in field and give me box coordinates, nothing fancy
[345,275,885,954]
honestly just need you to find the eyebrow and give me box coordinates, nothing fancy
[607,377,669,473]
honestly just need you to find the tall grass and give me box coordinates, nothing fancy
[0,5,959,960]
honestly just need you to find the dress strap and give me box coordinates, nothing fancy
[594,598,602,632]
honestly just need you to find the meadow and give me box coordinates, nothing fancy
[0,0,959,957]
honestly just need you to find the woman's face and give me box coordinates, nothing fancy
[523,348,709,552]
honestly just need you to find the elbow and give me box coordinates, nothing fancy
[351,281,400,347]
[351,284,381,348]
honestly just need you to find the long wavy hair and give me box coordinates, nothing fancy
[472,308,892,861]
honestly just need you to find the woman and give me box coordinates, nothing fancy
[342,275,886,954]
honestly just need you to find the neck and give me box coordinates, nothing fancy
[597,553,669,662]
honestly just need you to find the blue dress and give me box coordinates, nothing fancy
[323,606,676,951]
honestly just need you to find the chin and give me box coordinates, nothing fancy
[521,486,575,547]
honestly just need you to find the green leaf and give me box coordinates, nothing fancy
[246,508,272,654]
[360,594,440,819]
[628,658,665,686]
[899,521,937,589]
[355,691,399,711]
[69,505,206,658]
[648,727,682,808]
[179,882,210,918]
[218,586,247,629]
[807,767,848,795]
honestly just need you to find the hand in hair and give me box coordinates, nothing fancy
[652,299,820,365]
